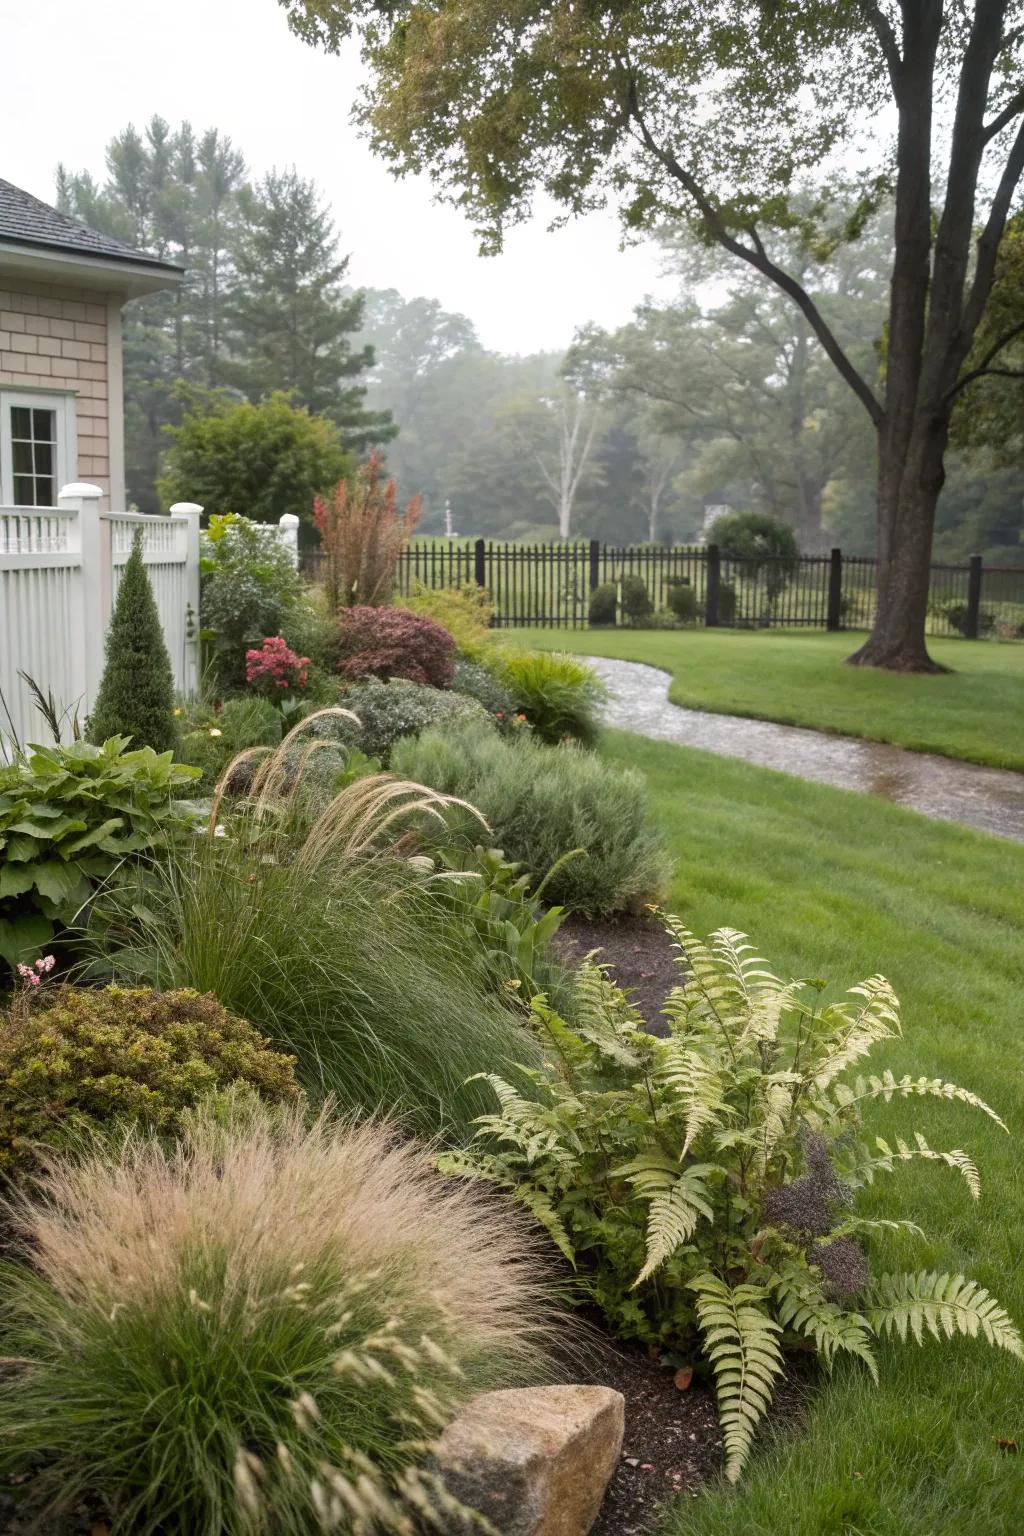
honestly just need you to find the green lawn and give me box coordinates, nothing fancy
[595,729,1024,1535]
[510,628,1024,770]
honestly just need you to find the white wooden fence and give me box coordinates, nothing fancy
[0,482,202,754]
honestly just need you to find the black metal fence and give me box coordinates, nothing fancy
[301,541,1024,639]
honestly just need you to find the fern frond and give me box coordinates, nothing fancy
[437,1149,575,1263]
[867,1272,1024,1358]
[656,1041,732,1155]
[834,1071,1007,1132]
[690,1274,785,1483]
[872,1134,982,1199]
[831,1215,926,1242]
[468,1074,580,1167]
[616,1157,716,1284]
[770,1266,878,1380]
[811,976,901,1090]
[660,915,750,1040]
[570,960,648,1065]
[753,1071,802,1175]
[709,928,781,1000]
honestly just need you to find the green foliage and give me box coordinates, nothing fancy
[399,581,495,658]
[712,511,800,609]
[176,697,284,790]
[495,650,605,745]
[0,985,298,1178]
[339,676,494,762]
[588,582,618,626]
[421,844,569,1007]
[0,1101,552,1534]
[391,723,669,916]
[667,580,700,623]
[86,822,539,1140]
[448,657,517,724]
[620,574,653,625]
[717,579,738,624]
[0,738,200,971]
[86,539,177,754]
[200,513,329,689]
[444,920,1020,1481]
[159,388,354,527]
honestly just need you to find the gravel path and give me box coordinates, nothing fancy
[588,656,1024,843]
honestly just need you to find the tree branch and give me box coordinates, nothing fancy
[961,114,1024,342]
[947,316,1024,398]
[854,0,904,90]
[983,83,1024,143]
[626,82,885,428]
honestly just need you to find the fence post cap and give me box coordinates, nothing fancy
[169,501,203,518]
[278,512,300,528]
[58,482,103,502]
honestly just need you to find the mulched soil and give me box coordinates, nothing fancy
[551,912,682,1036]
[581,1336,811,1536]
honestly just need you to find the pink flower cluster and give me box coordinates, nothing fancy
[245,636,311,695]
[17,954,55,987]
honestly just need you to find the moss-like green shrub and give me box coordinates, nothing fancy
[0,1102,554,1534]
[449,658,517,724]
[588,582,618,626]
[667,579,700,622]
[495,650,605,746]
[176,696,284,790]
[619,573,653,624]
[0,986,298,1177]
[340,676,493,761]
[87,538,178,753]
[392,722,669,917]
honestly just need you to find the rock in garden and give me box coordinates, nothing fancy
[436,1384,625,1535]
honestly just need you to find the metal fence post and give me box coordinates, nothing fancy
[965,554,983,639]
[474,538,486,588]
[827,547,843,631]
[588,538,600,593]
[705,543,720,627]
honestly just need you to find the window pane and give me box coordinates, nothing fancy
[10,406,31,439]
[33,442,53,476]
[12,441,33,475]
[13,475,35,505]
[35,477,54,506]
[32,409,55,442]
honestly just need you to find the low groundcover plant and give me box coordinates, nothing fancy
[0,1098,556,1534]
[442,918,1022,1482]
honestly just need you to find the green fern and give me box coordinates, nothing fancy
[615,1156,716,1283]
[867,1272,1024,1357]
[771,1265,878,1379]
[691,1274,785,1483]
[467,1073,580,1167]
[867,1133,982,1199]
[656,1040,731,1154]
[834,1070,1007,1131]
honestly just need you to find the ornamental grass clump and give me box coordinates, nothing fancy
[444,919,1022,1482]
[0,1100,556,1534]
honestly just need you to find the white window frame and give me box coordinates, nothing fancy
[0,389,77,507]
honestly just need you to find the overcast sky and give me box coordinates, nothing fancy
[5,0,671,355]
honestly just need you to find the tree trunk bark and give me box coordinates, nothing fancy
[846,419,949,671]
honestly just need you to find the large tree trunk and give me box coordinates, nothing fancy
[847,418,949,671]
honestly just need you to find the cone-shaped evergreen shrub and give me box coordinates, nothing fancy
[87,536,177,752]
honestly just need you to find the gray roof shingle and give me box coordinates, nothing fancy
[0,178,182,272]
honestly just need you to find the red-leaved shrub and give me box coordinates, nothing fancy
[335,606,456,687]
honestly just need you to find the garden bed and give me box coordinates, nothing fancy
[553,912,681,1035]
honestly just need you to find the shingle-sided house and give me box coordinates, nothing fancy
[0,179,182,510]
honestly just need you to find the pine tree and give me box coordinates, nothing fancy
[87,537,177,753]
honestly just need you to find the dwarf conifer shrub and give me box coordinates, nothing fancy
[86,538,177,753]
[619,573,653,625]
[444,920,1022,1482]
[0,985,298,1179]
[392,723,669,916]
[0,1101,554,1534]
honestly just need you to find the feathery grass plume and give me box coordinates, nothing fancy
[0,1098,558,1534]
[444,916,1021,1482]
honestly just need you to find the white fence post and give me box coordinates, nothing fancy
[59,482,106,706]
[170,502,203,696]
[278,512,300,566]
